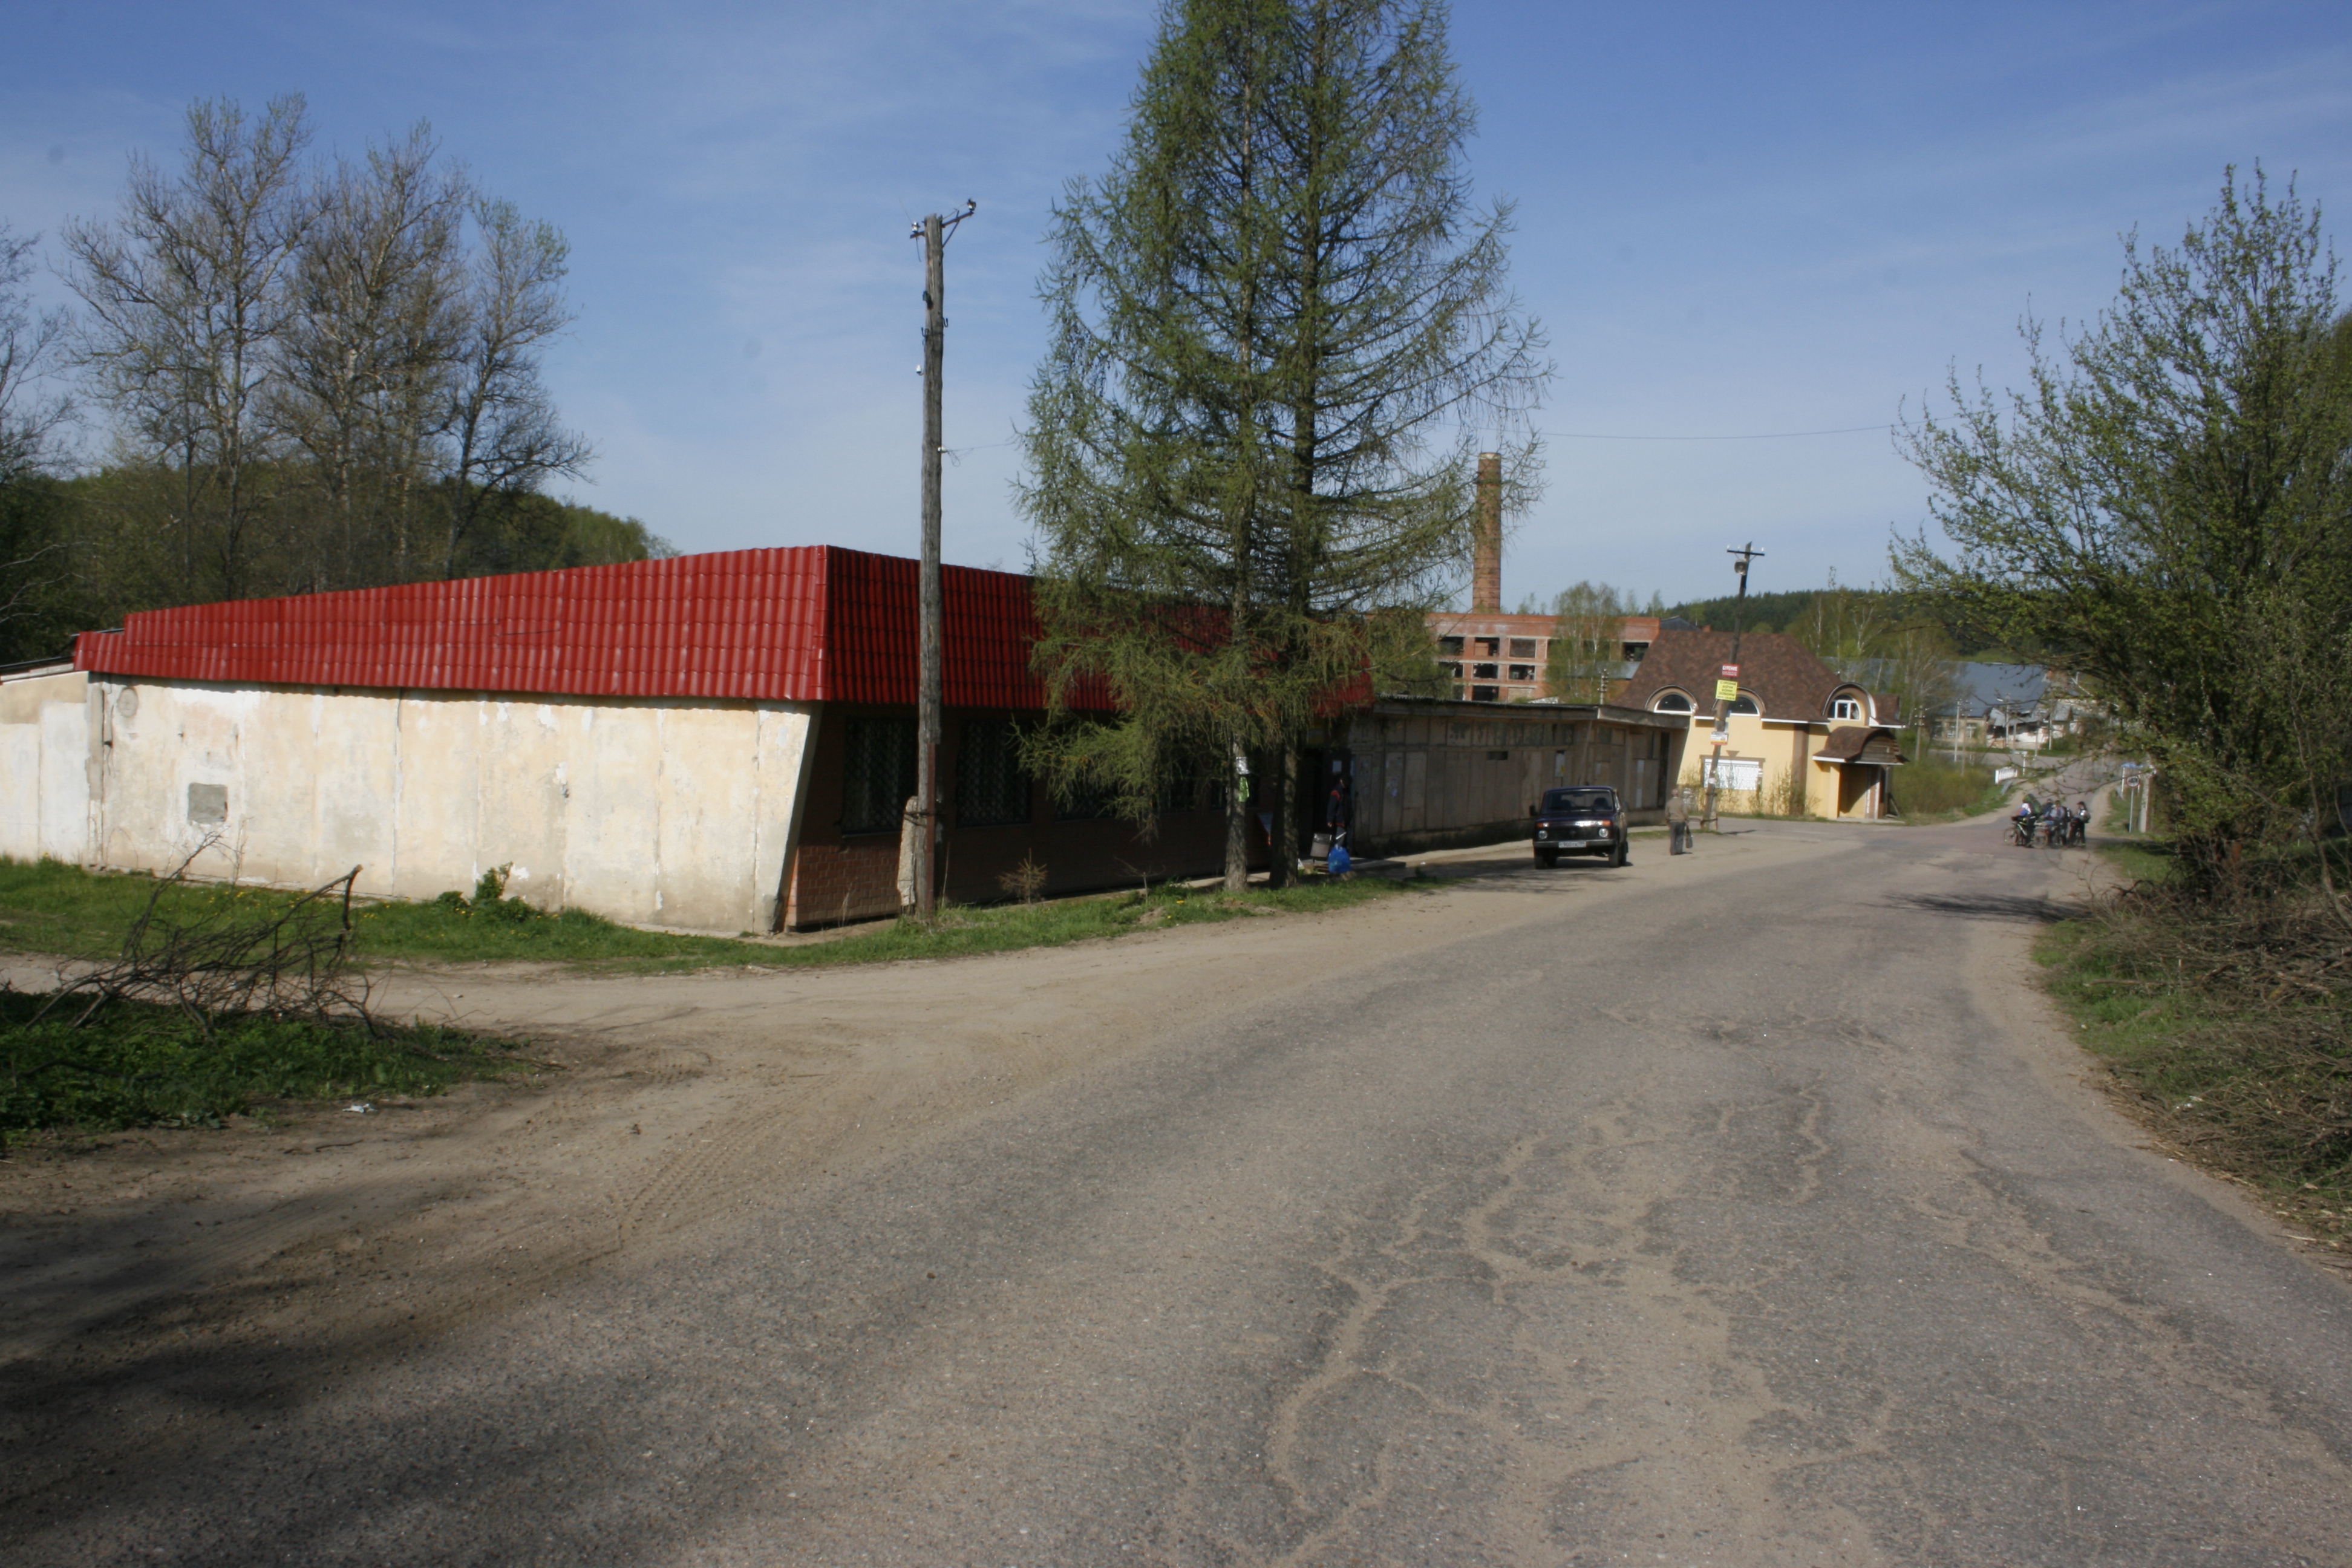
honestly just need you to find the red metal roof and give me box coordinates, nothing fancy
[72,546,1095,710]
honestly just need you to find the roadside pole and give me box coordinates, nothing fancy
[909,200,976,922]
[1699,543,1763,832]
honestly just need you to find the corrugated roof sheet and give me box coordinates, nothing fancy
[73,546,1100,710]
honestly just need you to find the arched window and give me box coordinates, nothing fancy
[1653,691,1693,713]
[1729,693,1760,716]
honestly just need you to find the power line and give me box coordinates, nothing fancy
[1540,423,1889,442]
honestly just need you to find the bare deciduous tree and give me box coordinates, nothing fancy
[273,123,468,587]
[436,198,591,580]
[63,96,318,602]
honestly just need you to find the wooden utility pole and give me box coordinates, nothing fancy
[1699,542,1765,831]
[909,201,974,921]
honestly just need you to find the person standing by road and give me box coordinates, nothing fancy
[1667,786,1693,855]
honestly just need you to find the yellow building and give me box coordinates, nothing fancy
[1618,629,1907,820]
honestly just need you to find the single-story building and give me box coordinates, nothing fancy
[4,547,1261,932]
[2,544,1681,930]
[1620,628,1907,819]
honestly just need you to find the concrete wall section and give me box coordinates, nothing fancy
[1344,702,1677,857]
[0,670,95,863]
[88,679,814,933]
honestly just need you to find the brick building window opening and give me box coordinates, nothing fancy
[841,717,916,835]
[1472,662,1498,680]
[1508,638,1538,659]
[1832,697,1861,720]
[1475,636,1500,656]
[1442,661,1463,678]
[1438,635,1465,655]
[1508,664,1535,681]
[957,717,1031,827]
[1471,685,1500,702]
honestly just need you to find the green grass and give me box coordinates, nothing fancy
[1,989,531,1137]
[2094,837,2177,887]
[2036,852,2352,1252]
[1894,754,2009,818]
[0,855,1425,975]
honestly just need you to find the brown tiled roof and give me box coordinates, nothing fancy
[1619,628,1857,721]
[1818,725,1909,765]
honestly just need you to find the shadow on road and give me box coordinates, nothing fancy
[1882,890,2080,925]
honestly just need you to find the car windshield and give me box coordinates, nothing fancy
[1542,788,1616,815]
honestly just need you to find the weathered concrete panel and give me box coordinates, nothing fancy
[38,699,90,863]
[472,699,570,909]
[0,673,93,864]
[73,677,816,932]
[0,725,39,860]
[564,704,664,923]
[309,690,402,892]
[391,693,482,902]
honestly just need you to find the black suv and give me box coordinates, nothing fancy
[1532,786,1628,868]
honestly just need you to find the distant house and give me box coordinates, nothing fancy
[1619,629,1907,820]
[1930,662,2053,746]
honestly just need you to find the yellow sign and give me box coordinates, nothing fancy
[1714,679,1740,702]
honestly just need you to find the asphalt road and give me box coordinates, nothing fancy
[14,812,2351,1566]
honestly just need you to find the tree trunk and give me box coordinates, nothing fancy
[1268,741,1296,888]
[1224,737,1250,893]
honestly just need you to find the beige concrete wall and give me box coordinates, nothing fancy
[0,670,95,863]
[1673,714,1850,819]
[85,678,815,933]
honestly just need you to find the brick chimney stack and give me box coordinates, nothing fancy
[1472,451,1502,612]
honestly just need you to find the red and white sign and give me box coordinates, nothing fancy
[1720,663,1740,679]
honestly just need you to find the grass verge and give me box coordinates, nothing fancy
[1,988,531,1140]
[1893,754,2010,818]
[0,856,1427,975]
[2036,844,2352,1263]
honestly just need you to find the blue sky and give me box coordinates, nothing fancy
[7,1,2349,607]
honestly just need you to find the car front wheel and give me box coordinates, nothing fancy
[1534,846,1558,867]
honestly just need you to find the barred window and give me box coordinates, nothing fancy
[1158,759,1224,815]
[1056,774,1122,822]
[957,718,1031,827]
[840,717,915,835]
[1508,638,1538,659]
